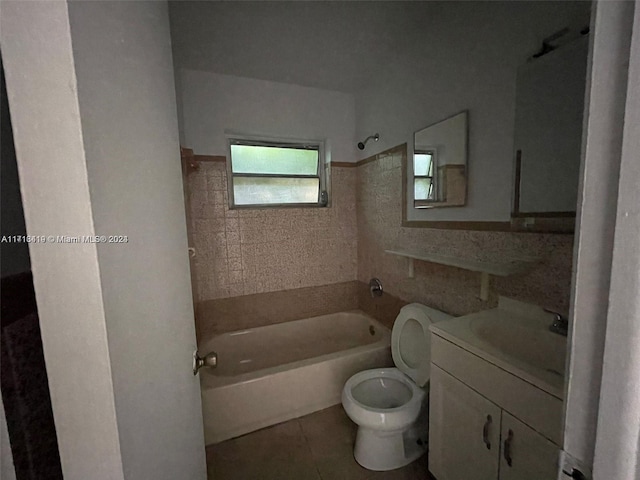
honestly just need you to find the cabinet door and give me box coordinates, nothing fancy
[499,412,559,480]
[429,365,501,480]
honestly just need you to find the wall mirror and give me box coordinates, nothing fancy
[410,111,468,209]
[512,36,588,221]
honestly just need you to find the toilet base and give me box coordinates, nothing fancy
[353,423,427,471]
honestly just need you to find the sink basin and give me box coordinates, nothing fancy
[429,297,568,399]
[470,316,567,378]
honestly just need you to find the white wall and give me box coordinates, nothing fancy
[169,1,590,221]
[67,2,206,479]
[356,1,591,221]
[180,69,357,162]
[1,2,125,477]
[2,1,206,479]
[563,0,635,474]
[591,2,640,477]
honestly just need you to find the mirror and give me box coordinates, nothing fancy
[512,36,588,219]
[411,111,468,208]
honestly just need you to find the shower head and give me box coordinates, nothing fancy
[357,133,379,150]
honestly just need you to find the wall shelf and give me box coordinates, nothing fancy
[384,249,539,301]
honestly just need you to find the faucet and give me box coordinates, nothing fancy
[369,278,383,298]
[545,310,569,336]
[193,350,218,375]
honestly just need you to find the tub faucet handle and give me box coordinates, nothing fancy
[193,350,218,375]
[369,278,383,298]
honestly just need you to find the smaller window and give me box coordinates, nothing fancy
[414,150,437,204]
[227,137,327,208]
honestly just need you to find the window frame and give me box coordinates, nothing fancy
[413,148,438,207]
[225,134,328,209]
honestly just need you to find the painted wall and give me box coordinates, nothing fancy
[564,1,636,473]
[1,2,126,477]
[2,1,206,479]
[1,61,30,278]
[170,1,590,221]
[592,3,640,477]
[178,70,358,308]
[169,0,589,221]
[356,1,591,221]
[67,2,206,478]
[358,146,574,317]
[179,69,357,162]
[170,2,584,324]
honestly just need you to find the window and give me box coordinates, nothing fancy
[227,137,327,208]
[413,149,437,205]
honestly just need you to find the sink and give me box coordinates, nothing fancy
[429,297,569,398]
[470,316,567,377]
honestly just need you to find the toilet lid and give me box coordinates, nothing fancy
[391,303,452,387]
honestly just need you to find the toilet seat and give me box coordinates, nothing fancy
[392,303,451,387]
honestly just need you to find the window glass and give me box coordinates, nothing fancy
[228,138,326,207]
[230,145,318,175]
[233,177,320,205]
[414,153,433,176]
[414,178,433,200]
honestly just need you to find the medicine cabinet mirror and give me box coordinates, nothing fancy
[410,111,468,209]
[512,36,588,221]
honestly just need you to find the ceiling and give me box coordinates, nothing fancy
[168,1,446,93]
[168,1,591,94]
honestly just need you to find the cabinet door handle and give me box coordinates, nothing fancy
[482,415,492,450]
[504,429,514,467]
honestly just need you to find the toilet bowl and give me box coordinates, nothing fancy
[341,303,452,471]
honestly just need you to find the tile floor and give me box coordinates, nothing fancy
[206,405,435,480]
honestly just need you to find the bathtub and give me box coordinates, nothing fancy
[198,310,392,444]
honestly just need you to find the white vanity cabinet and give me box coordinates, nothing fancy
[429,365,501,480]
[500,412,559,480]
[429,331,563,480]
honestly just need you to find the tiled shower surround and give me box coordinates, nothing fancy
[187,147,573,339]
[187,160,357,301]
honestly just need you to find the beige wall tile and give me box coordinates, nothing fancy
[195,281,360,339]
[355,145,574,317]
[188,147,573,335]
[187,164,358,307]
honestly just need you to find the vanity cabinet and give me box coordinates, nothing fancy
[429,333,562,480]
[500,412,559,480]
[430,366,559,480]
[429,365,501,480]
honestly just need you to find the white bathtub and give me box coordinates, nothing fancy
[198,310,392,444]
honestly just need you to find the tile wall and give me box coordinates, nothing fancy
[195,281,359,339]
[187,146,574,340]
[186,160,358,336]
[356,145,575,317]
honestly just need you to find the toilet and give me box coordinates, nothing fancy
[341,303,452,471]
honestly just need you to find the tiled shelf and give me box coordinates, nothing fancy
[385,249,539,301]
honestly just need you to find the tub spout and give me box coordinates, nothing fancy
[193,350,218,375]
